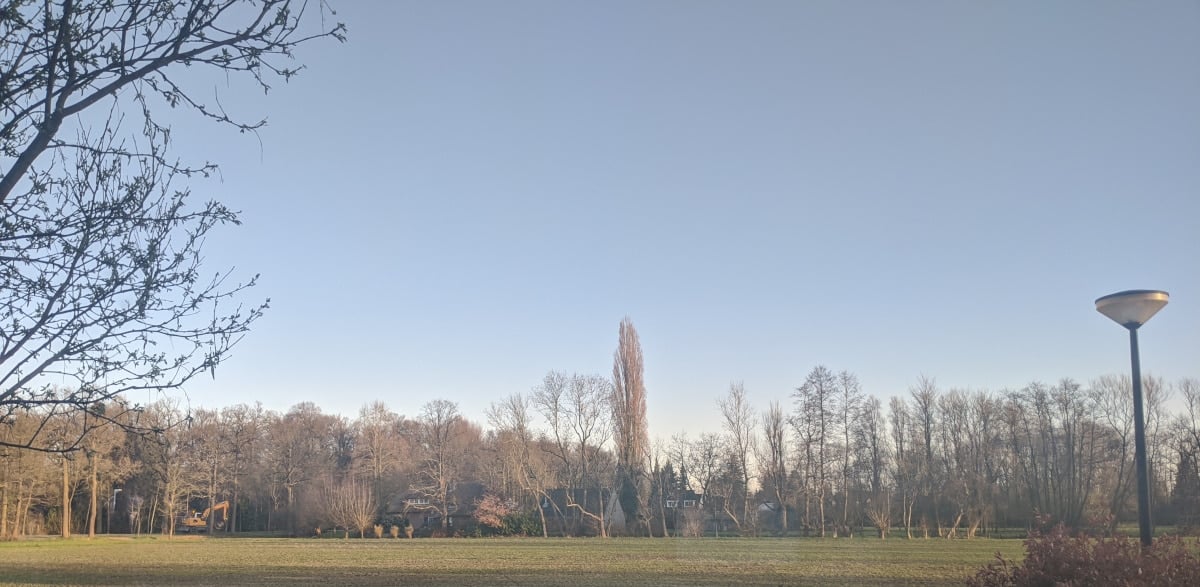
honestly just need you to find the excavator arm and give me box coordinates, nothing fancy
[179,500,230,532]
[204,501,230,530]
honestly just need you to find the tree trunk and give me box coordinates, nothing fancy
[946,511,964,539]
[842,477,850,530]
[88,453,99,538]
[285,485,295,534]
[148,493,158,536]
[207,462,217,533]
[1,483,8,539]
[818,488,826,537]
[61,458,71,538]
[163,487,175,537]
[967,512,982,539]
[659,491,669,538]
[598,489,608,538]
[903,495,914,539]
[803,494,811,535]
[17,482,30,537]
[231,482,239,533]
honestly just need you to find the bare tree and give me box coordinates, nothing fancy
[487,393,550,537]
[1170,378,1200,527]
[758,400,789,534]
[1144,375,1172,512]
[83,406,138,538]
[856,396,890,538]
[612,317,650,535]
[0,140,264,452]
[186,409,225,533]
[685,432,724,536]
[936,390,971,538]
[413,400,468,529]
[354,402,406,518]
[1090,375,1137,528]
[719,382,756,531]
[665,433,694,534]
[793,366,836,536]
[866,492,891,539]
[0,0,346,205]
[649,438,671,537]
[1005,380,1100,530]
[857,396,888,496]
[533,371,613,537]
[323,478,376,539]
[835,371,863,532]
[52,411,84,537]
[889,396,917,538]
[963,391,1001,538]
[909,375,939,537]
[263,403,338,534]
[0,0,343,452]
[135,400,195,537]
[705,444,752,534]
[1,410,62,537]
[219,403,265,533]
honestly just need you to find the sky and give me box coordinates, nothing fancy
[143,1,1200,438]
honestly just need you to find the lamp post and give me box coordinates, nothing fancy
[1095,289,1169,547]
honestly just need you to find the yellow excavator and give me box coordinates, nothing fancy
[178,500,229,533]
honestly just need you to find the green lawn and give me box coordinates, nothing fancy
[0,535,1023,586]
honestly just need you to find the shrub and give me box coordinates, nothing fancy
[474,493,512,530]
[680,510,704,538]
[499,512,543,537]
[969,523,1200,587]
[390,525,400,539]
[470,493,542,537]
[373,524,383,539]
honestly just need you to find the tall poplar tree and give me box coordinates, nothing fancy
[612,317,649,535]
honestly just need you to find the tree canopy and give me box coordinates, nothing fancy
[0,0,345,451]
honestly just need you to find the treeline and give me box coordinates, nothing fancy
[2,370,1198,539]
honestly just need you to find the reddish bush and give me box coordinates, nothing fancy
[969,524,1200,587]
[473,493,512,530]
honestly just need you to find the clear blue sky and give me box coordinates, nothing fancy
[163,1,1199,438]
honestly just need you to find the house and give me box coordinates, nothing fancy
[384,482,488,533]
[657,490,745,536]
[659,488,705,536]
[663,489,703,512]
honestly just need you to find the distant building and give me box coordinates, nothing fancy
[384,482,487,533]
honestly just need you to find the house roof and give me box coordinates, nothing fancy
[383,482,488,516]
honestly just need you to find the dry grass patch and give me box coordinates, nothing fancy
[0,536,1023,586]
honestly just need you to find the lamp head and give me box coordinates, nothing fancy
[1095,290,1169,329]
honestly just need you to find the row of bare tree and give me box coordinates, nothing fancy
[3,366,1198,539]
[714,369,1200,539]
[0,317,652,538]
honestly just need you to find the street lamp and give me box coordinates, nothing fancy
[1095,289,1169,547]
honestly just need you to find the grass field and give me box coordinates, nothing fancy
[0,535,1024,586]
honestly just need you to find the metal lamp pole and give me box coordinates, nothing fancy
[1127,326,1153,547]
[1096,289,1169,548]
